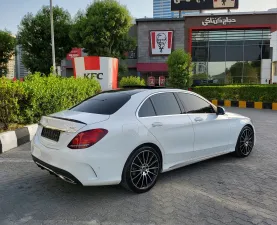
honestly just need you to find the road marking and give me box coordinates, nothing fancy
[0,158,33,163]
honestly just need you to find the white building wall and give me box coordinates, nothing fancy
[270,31,277,62]
[261,59,272,84]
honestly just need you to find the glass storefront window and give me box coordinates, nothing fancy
[226,30,245,40]
[191,29,271,84]
[262,45,270,59]
[226,45,243,61]
[226,40,244,45]
[244,30,264,40]
[192,47,208,62]
[243,61,261,83]
[209,46,225,62]
[208,62,226,84]
[226,61,243,84]
[244,45,262,61]
[208,30,226,41]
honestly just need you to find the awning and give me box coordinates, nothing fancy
[137,63,168,72]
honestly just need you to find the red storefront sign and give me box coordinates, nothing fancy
[66,48,82,60]
[159,76,166,86]
[148,76,155,86]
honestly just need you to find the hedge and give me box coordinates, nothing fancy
[119,76,145,87]
[193,85,277,103]
[0,73,101,130]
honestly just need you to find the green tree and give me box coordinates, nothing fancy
[167,49,193,89]
[70,0,136,58]
[0,30,16,77]
[17,6,74,74]
[229,62,259,84]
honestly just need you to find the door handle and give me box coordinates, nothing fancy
[152,122,163,127]
[194,117,203,122]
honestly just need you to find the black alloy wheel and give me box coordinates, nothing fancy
[234,126,254,157]
[121,146,161,193]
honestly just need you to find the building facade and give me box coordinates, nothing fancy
[15,45,29,79]
[153,0,186,18]
[135,11,277,85]
[6,54,15,79]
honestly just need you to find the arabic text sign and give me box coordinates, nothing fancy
[66,48,82,60]
[202,17,236,26]
[171,0,239,11]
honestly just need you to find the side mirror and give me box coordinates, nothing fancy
[217,106,226,115]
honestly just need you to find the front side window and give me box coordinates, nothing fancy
[177,93,215,114]
[150,93,181,116]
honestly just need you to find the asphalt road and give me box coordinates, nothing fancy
[1,108,277,225]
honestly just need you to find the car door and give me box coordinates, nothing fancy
[137,92,195,168]
[176,92,231,159]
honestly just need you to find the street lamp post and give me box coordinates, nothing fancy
[50,0,56,74]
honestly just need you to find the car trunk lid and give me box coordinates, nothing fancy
[38,110,110,149]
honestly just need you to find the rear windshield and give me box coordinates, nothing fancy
[70,92,131,115]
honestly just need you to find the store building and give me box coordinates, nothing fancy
[136,11,277,85]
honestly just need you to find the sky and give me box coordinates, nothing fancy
[0,0,277,35]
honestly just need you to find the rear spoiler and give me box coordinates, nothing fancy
[48,116,87,125]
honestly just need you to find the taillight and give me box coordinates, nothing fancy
[68,129,108,149]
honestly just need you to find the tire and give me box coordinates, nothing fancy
[121,146,161,193]
[234,126,254,158]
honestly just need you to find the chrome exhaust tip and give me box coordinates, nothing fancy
[35,162,76,184]
[57,174,76,184]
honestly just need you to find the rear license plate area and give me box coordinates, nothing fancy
[41,127,61,142]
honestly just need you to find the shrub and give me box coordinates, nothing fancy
[193,85,277,103]
[18,73,101,124]
[167,49,193,89]
[119,76,145,87]
[0,77,26,130]
[1,73,101,130]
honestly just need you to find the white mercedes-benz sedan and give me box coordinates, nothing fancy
[31,87,255,193]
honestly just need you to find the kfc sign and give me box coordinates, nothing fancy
[73,56,118,91]
[66,48,82,60]
[159,76,166,86]
[148,76,155,86]
[150,31,174,55]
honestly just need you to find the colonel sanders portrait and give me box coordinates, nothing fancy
[156,33,167,53]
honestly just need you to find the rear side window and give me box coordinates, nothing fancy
[138,98,156,117]
[71,92,131,115]
[150,93,181,116]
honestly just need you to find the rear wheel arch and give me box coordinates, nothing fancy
[122,142,163,179]
[121,143,163,193]
[131,143,163,171]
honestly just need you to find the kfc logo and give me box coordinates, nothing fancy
[148,76,155,86]
[150,31,173,55]
[159,76,166,86]
[73,56,118,91]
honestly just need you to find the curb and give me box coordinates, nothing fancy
[0,124,38,154]
[211,100,277,110]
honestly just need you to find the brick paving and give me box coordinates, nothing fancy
[0,108,277,225]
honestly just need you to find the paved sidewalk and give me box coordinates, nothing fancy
[0,108,277,225]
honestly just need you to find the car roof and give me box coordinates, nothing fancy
[101,87,191,96]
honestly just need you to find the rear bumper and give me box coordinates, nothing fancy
[32,155,82,185]
[31,134,123,186]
